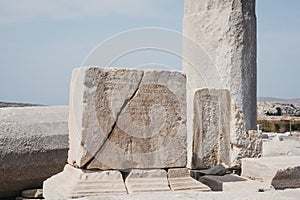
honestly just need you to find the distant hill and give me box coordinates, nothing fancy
[258,97,300,107]
[0,102,43,108]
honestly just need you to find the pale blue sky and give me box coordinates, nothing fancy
[0,0,299,105]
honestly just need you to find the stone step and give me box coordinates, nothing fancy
[43,165,127,200]
[168,168,211,191]
[125,169,170,194]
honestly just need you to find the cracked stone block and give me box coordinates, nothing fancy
[242,156,300,190]
[125,169,170,193]
[68,66,187,170]
[191,89,231,169]
[168,168,211,191]
[43,164,127,199]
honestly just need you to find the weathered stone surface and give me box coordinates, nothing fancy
[21,189,43,198]
[242,156,300,189]
[125,169,170,193]
[191,89,261,168]
[68,66,187,170]
[232,130,262,165]
[198,175,247,191]
[199,174,271,192]
[183,0,257,130]
[168,168,211,191]
[43,164,127,199]
[192,89,231,168]
[0,106,68,198]
[183,0,257,168]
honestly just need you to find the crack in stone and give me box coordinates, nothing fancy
[83,72,144,169]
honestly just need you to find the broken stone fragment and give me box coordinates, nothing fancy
[68,66,187,170]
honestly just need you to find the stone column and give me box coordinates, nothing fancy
[183,0,257,167]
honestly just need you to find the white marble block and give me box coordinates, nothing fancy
[68,66,187,170]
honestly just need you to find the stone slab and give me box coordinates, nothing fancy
[125,169,170,194]
[68,66,187,170]
[242,156,300,189]
[168,168,210,191]
[43,164,127,200]
[192,89,231,168]
[0,106,68,198]
[198,174,257,191]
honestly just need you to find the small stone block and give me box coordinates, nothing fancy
[125,169,170,194]
[168,168,211,191]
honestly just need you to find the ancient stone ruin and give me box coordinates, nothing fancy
[42,0,262,199]
[67,67,187,170]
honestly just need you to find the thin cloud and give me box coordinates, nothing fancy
[0,0,159,24]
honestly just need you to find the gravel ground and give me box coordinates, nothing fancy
[75,189,300,200]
